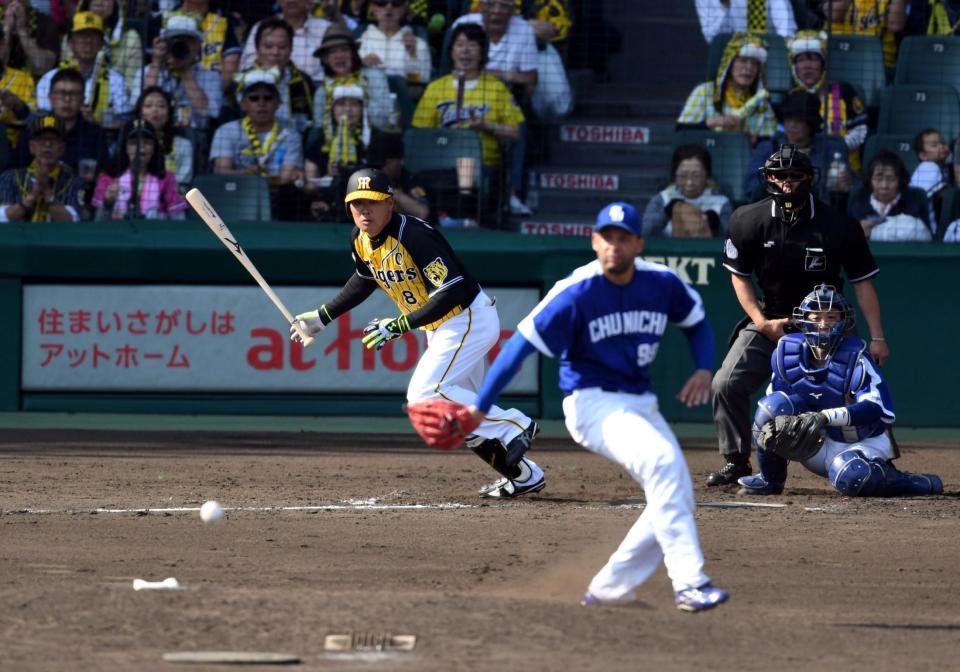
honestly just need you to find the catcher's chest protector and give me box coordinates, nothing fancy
[775,335,863,412]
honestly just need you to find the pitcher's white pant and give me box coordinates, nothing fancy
[407,291,530,445]
[563,388,710,600]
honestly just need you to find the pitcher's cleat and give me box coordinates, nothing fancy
[478,458,545,498]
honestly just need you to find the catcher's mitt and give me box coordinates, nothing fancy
[406,399,480,450]
[757,412,828,461]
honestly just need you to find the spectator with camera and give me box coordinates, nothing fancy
[158,0,244,93]
[0,0,58,77]
[0,114,83,222]
[240,0,331,85]
[236,18,315,134]
[36,11,130,128]
[312,23,393,131]
[134,14,222,129]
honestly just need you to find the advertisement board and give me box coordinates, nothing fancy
[22,285,540,393]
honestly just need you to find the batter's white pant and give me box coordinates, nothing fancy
[802,433,895,478]
[407,291,531,445]
[563,388,710,600]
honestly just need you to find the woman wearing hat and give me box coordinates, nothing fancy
[91,119,188,220]
[743,90,855,201]
[312,22,392,131]
[677,32,777,145]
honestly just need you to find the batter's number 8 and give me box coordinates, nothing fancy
[636,343,659,366]
[402,290,418,305]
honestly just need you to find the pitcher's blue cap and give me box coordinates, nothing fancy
[595,202,642,236]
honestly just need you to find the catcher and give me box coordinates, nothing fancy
[740,284,942,497]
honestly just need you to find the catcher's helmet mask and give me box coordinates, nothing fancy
[760,143,815,224]
[792,284,854,357]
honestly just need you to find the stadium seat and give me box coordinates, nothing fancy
[705,32,791,101]
[402,127,483,189]
[189,174,272,222]
[877,84,960,142]
[895,36,960,97]
[937,186,960,240]
[826,35,885,109]
[672,130,752,205]
[861,133,919,176]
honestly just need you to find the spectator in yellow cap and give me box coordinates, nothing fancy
[35,11,131,127]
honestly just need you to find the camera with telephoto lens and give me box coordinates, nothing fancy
[168,37,193,61]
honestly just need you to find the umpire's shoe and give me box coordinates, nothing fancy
[478,457,545,498]
[706,459,752,486]
[674,583,730,613]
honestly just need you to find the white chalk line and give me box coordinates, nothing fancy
[7,499,790,516]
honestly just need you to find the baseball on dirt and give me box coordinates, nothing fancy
[199,500,224,523]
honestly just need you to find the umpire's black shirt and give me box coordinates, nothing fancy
[722,195,878,318]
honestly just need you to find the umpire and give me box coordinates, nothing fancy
[707,144,890,486]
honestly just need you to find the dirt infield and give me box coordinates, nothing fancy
[2,430,958,672]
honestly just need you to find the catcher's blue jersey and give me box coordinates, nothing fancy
[517,259,706,395]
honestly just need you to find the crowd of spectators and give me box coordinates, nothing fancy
[0,0,576,227]
[661,1,960,244]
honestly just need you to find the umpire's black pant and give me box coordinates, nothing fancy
[711,324,778,460]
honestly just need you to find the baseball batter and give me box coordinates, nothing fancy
[741,284,943,497]
[463,203,730,612]
[290,168,543,497]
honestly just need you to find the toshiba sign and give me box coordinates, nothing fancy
[559,125,649,144]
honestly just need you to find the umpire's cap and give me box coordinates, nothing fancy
[344,168,394,204]
[595,202,642,236]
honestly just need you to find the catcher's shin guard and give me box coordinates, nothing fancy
[829,449,944,497]
[466,436,523,479]
[756,446,788,486]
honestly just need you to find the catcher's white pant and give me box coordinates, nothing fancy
[563,388,711,600]
[407,291,530,445]
[802,433,895,478]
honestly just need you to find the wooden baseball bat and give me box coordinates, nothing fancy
[186,188,315,348]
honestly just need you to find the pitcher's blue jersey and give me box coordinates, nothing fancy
[517,259,707,395]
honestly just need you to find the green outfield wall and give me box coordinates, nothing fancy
[0,220,955,426]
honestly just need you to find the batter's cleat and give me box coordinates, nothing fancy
[504,421,539,467]
[580,592,601,607]
[674,583,729,613]
[706,460,752,487]
[478,457,545,498]
[737,473,784,496]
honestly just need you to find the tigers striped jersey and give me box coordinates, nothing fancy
[351,213,480,330]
